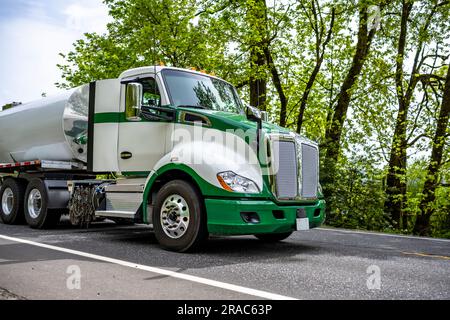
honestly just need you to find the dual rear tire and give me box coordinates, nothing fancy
[0,178,60,229]
[23,179,61,229]
[0,178,26,224]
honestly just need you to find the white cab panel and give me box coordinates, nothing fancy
[91,79,121,172]
[95,79,121,113]
[92,123,119,172]
[118,122,174,172]
[153,124,263,191]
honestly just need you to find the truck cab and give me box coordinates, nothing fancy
[0,66,326,252]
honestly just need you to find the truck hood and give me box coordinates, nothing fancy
[178,108,292,135]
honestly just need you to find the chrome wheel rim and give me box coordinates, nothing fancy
[1,188,14,216]
[160,194,190,239]
[27,189,42,219]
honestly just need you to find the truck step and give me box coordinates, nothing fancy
[95,210,136,219]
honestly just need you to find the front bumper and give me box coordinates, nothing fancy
[205,198,326,235]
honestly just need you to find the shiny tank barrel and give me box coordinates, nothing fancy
[0,85,89,164]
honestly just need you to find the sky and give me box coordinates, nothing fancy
[0,0,111,108]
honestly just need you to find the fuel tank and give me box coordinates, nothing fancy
[0,84,89,163]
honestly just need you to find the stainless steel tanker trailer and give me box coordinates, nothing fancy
[0,66,326,252]
[0,84,89,164]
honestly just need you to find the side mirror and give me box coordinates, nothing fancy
[245,105,262,122]
[125,82,143,121]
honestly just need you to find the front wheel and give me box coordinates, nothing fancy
[254,232,293,242]
[153,180,208,252]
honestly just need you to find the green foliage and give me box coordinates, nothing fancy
[326,157,390,232]
[1,104,13,111]
[57,0,228,88]
[1,102,22,111]
[57,0,450,238]
[431,185,450,238]
[405,160,450,238]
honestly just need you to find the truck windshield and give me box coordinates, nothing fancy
[162,69,244,114]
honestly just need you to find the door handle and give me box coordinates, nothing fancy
[121,151,132,160]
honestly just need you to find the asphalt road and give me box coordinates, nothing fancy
[0,218,449,300]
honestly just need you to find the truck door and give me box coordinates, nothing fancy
[118,76,173,174]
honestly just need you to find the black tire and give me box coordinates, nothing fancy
[153,180,208,252]
[0,178,27,224]
[254,232,293,242]
[24,179,61,229]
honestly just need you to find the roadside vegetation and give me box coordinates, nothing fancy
[47,0,450,238]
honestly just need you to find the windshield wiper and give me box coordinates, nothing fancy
[177,104,209,110]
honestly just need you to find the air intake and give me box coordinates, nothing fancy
[274,140,298,199]
[301,144,319,198]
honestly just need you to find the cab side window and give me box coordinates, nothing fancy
[141,78,161,107]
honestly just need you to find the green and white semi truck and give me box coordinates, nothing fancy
[0,66,325,252]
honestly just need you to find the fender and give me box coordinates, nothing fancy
[142,130,271,223]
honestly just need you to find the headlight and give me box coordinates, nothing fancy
[217,171,260,193]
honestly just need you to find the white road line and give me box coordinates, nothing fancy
[316,227,450,243]
[0,234,296,300]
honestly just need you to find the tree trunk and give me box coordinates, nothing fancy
[322,6,375,212]
[249,47,267,109]
[296,60,323,133]
[413,64,450,236]
[248,0,267,110]
[296,6,335,133]
[264,47,288,126]
[384,101,408,228]
[384,1,413,229]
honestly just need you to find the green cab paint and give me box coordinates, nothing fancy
[141,163,274,223]
[141,163,326,232]
[206,198,326,234]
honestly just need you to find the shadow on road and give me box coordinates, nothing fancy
[1,219,322,269]
[3,217,448,274]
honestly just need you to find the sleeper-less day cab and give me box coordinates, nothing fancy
[0,66,325,252]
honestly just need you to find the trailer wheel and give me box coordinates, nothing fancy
[254,232,293,242]
[24,179,61,229]
[153,180,208,252]
[0,178,26,224]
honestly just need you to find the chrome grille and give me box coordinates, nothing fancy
[301,144,318,198]
[273,140,298,199]
[271,135,319,200]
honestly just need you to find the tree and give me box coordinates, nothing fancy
[413,64,450,235]
[322,2,378,214]
[384,0,450,230]
[56,0,450,238]
[246,0,268,110]
[1,102,22,111]
[57,0,227,88]
[296,1,335,133]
